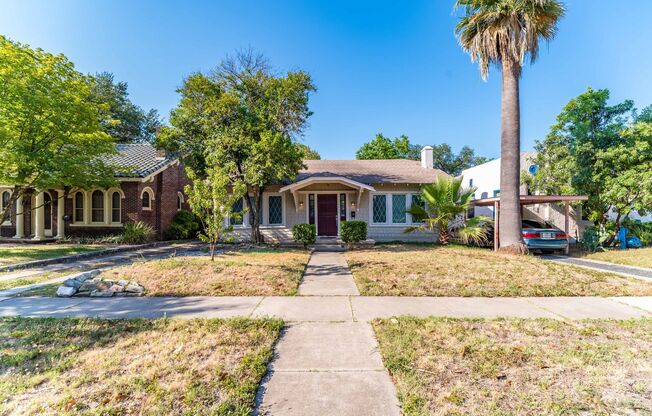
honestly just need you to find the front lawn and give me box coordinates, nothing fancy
[0,317,282,415]
[576,247,652,269]
[99,247,311,296]
[374,317,652,415]
[345,245,652,297]
[0,244,106,267]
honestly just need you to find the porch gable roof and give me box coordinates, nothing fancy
[279,176,376,193]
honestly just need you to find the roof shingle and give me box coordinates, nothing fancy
[297,159,448,185]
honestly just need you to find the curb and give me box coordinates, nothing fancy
[0,241,172,273]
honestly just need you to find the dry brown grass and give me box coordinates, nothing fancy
[346,244,652,296]
[577,247,652,269]
[100,247,311,296]
[0,317,282,415]
[374,317,652,415]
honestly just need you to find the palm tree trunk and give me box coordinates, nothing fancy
[498,59,526,253]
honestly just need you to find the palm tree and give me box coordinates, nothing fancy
[405,176,491,245]
[455,0,565,253]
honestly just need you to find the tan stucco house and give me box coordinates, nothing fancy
[230,146,448,242]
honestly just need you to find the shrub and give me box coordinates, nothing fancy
[340,220,367,243]
[164,210,202,240]
[622,219,652,247]
[292,224,316,247]
[116,221,154,245]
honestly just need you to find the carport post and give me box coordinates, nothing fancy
[564,202,570,255]
[493,201,499,251]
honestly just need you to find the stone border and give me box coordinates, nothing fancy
[0,241,172,273]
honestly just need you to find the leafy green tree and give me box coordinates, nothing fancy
[356,134,487,174]
[405,176,491,245]
[598,122,652,226]
[89,72,162,143]
[0,35,117,224]
[431,144,488,175]
[356,134,420,160]
[296,143,321,160]
[527,88,648,229]
[185,164,246,261]
[159,50,315,243]
[455,0,565,253]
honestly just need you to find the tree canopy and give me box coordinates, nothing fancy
[355,134,419,160]
[296,143,321,160]
[527,87,652,227]
[0,35,117,223]
[89,72,162,143]
[355,134,487,175]
[159,50,316,242]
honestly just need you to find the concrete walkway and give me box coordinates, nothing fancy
[258,249,397,415]
[544,255,652,281]
[297,249,359,296]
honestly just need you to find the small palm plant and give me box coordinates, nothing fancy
[405,176,491,245]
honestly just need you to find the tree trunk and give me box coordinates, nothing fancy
[438,223,449,245]
[498,59,526,253]
[245,187,265,244]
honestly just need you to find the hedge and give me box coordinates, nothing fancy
[340,220,367,243]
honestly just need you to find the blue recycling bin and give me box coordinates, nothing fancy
[618,227,628,250]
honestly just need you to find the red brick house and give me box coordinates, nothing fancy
[0,144,189,241]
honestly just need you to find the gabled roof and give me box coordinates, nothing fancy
[104,144,177,178]
[297,159,448,185]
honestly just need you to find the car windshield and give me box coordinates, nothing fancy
[522,220,553,229]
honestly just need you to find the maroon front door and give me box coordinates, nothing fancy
[317,194,338,236]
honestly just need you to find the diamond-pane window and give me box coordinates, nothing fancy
[411,194,425,223]
[268,196,283,225]
[372,194,386,223]
[392,194,406,223]
[230,198,244,225]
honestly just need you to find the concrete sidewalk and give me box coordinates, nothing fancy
[544,255,652,281]
[1,295,650,320]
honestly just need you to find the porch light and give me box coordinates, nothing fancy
[299,200,304,209]
[351,201,356,209]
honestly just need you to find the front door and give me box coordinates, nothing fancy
[317,194,338,236]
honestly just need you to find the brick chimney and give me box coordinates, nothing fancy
[420,146,433,169]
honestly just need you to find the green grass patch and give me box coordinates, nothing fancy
[0,245,106,267]
[0,317,283,415]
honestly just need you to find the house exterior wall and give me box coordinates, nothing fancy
[0,163,190,241]
[226,183,436,243]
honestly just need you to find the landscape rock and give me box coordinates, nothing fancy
[125,283,145,294]
[57,272,145,298]
[56,286,76,297]
[62,269,101,289]
[90,290,114,297]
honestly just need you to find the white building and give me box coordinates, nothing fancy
[461,152,587,242]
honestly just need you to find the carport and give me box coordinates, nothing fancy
[471,195,588,254]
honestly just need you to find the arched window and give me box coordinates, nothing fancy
[111,191,121,223]
[141,187,154,210]
[1,191,10,212]
[91,190,104,222]
[177,192,184,211]
[142,192,150,209]
[74,192,84,222]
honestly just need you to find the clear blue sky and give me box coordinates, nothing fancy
[2,0,651,159]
